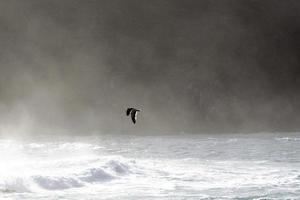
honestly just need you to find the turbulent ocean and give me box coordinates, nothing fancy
[0,132,299,200]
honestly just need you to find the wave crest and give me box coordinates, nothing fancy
[0,158,137,193]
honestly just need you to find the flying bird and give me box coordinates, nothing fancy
[126,107,140,124]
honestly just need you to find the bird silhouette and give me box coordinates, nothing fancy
[126,107,140,124]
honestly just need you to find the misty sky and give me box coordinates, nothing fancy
[0,0,300,135]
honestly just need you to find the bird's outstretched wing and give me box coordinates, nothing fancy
[126,108,133,116]
[130,109,140,124]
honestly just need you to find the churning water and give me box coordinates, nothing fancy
[0,132,299,200]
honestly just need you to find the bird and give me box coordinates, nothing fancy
[126,107,140,124]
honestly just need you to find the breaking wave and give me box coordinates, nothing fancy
[1,133,300,199]
[0,158,137,193]
[0,140,142,193]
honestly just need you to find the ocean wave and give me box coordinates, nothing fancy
[1,136,300,199]
[79,167,115,183]
[275,137,300,141]
[33,176,83,190]
[0,158,137,193]
[105,160,132,174]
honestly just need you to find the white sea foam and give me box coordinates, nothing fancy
[0,133,299,199]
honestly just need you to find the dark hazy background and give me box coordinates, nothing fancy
[0,0,299,135]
